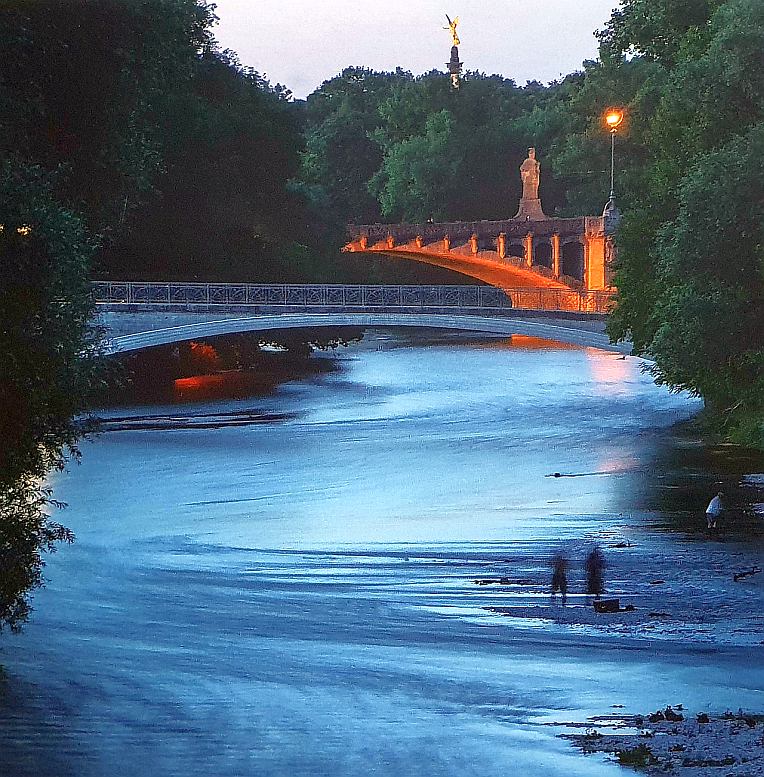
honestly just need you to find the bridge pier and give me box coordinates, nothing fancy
[552,233,561,279]
[524,232,533,268]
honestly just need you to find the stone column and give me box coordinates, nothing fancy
[583,238,590,289]
[524,232,533,267]
[470,233,479,255]
[586,233,607,290]
[497,232,506,259]
[551,233,560,278]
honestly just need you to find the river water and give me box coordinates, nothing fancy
[1,330,762,777]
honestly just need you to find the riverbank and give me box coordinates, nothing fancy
[563,709,764,775]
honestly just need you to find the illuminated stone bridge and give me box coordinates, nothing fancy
[344,148,615,293]
[95,281,629,355]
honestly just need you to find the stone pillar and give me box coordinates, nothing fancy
[524,232,533,267]
[470,233,479,255]
[415,235,424,249]
[551,233,561,278]
[386,234,395,250]
[583,238,590,289]
[443,234,450,252]
[359,235,368,251]
[586,234,607,290]
[497,232,506,259]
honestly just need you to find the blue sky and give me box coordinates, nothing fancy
[211,0,620,98]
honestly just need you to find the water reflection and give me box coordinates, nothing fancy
[584,349,638,397]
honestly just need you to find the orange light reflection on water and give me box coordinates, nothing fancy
[174,372,271,402]
[585,350,635,396]
[472,335,583,351]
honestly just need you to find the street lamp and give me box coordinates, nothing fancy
[603,107,624,232]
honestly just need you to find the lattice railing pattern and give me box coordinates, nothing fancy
[93,283,613,314]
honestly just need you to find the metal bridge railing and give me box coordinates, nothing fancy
[93,282,614,314]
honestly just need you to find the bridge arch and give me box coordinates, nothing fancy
[107,312,632,355]
[363,249,568,289]
[561,240,585,282]
[533,239,553,269]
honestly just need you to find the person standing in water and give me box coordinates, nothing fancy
[705,491,724,530]
[550,553,569,605]
[585,546,605,600]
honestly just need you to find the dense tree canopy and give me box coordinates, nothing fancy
[101,49,321,281]
[0,162,102,629]
[0,0,215,235]
[605,0,764,444]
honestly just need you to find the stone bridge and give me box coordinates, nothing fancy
[95,282,629,355]
[343,148,615,292]
[344,215,610,290]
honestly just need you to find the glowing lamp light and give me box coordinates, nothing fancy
[605,109,624,132]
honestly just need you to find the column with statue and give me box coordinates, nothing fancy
[444,15,462,89]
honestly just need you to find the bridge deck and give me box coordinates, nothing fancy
[94,283,629,356]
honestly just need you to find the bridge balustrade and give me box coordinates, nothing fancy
[93,282,613,314]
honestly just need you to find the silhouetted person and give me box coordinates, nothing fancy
[705,491,724,530]
[551,552,569,605]
[585,546,605,599]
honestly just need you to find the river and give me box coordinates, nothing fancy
[1,329,762,777]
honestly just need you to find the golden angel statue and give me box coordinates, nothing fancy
[444,14,460,46]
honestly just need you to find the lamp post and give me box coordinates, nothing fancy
[603,108,624,233]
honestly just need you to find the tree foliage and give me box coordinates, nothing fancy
[0,0,216,235]
[101,48,320,281]
[0,162,102,630]
[605,0,764,444]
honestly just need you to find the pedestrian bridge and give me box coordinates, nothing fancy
[95,282,630,355]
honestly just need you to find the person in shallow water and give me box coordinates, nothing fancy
[706,491,725,530]
[550,552,569,605]
[585,546,606,600]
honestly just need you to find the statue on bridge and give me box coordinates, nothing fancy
[520,148,540,200]
[444,14,460,46]
[514,147,547,220]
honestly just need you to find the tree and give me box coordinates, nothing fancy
[648,126,764,438]
[101,49,320,281]
[370,110,460,222]
[0,0,216,235]
[0,162,103,630]
[605,0,764,444]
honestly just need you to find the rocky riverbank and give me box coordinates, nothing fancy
[563,708,764,776]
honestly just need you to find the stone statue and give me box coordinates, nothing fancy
[444,14,460,46]
[520,147,540,201]
[513,147,547,220]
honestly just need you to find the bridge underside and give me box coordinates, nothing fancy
[346,245,571,289]
[105,311,632,355]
